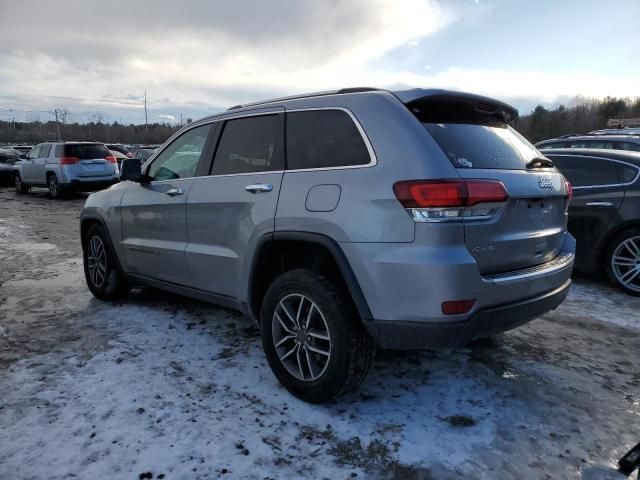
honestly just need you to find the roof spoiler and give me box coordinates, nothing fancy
[393,89,518,124]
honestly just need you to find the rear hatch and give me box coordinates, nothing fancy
[57,143,116,177]
[404,93,569,275]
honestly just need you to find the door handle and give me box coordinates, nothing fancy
[245,183,273,193]
[586,201,614,207]
[165,187,185,196]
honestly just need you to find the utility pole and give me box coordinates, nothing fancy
[54,109,61,141]
[180,113,183,126]
[144,90,148,129]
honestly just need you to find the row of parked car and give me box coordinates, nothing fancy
[0,142,158,195]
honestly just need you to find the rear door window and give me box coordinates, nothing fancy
[286,110,371,170]
[617,142,640,152]
[212,115,283,175]
[618,164,639,183]
[548,156,620,187]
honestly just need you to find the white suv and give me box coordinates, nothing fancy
[13,141,119,198]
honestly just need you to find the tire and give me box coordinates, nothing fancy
[47,173,66,199]
[83,224,130,300]
[260,268,375,403]
[605,228,640,296]
[14,173,30,194]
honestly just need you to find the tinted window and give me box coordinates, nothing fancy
[567,140,614,149]
[148,124,212,181]
[539,141,567,149]
[618,142,640,152]
[212,115,282,175]
[62,144,111,159]
[549,156,619,187]
[423,123,540,170]
[286,110,370,169]
[618,164,639,183]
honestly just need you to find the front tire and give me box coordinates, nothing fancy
[606,229,640,296]
[83,224,130,300]
[260,269,375,403]
[14,173,30,194]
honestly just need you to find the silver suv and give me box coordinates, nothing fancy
[13,141,119,198]
[80,88,575,402]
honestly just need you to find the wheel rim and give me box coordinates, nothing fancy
[87,235,107,288]
[611,235,640,293]
[272,293,332,382]
[49,176,57,196]
[14,175,21,190]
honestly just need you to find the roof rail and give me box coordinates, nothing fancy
[227,87,384,111]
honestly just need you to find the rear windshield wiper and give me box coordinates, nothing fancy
[526,157,554,169]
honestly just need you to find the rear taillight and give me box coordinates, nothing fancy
[105,155,116,163]
[60,156,80,165]
[564,180,573,202]
[393,179,508,222]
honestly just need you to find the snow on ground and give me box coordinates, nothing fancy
[0,189,639,479]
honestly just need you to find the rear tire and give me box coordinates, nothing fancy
[605,228,640,296]
[14,173,30,194]
[260,269,375,403]
[47,173,66,199]
[83,224,130,300]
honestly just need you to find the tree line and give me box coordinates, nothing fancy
[515,96,640,143]
[0,120,185,146]
[1,96,639,147]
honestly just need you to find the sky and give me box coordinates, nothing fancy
[0,0,638,125]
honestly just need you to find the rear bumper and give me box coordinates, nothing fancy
[66,179,119,192]
[365,279,571,349]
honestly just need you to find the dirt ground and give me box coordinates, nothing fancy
[0,186,638,480]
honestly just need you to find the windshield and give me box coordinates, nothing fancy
[423,123,542,170]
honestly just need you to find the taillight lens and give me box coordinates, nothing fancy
[565,180,573,202]
[105,155,116,163]
[393,179,508,222]
[60,156,80,165]
[442,299,476,315]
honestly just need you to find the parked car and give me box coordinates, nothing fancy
[106,143,133,158]
[80,88,574,402]
[535,134,640,152]
[13,141,119,198]
[7,145,33,159]
[131,146,157,161]
[589,127,640,136]
[0,148,19,185]
[540,148,640,295]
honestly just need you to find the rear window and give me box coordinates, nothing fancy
[57,144,110,159]
[423,123,541,170]
[409,97,540,170]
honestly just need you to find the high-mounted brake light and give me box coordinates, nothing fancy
[393,179,508,222]
[60,156,80,165]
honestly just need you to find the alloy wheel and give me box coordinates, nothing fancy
[272,293,332,382]
[611,236,640,293]
[87,235,107,288]
[48,176,58,197]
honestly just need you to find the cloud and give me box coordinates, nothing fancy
[158,114,177,122]
[0,0,451,115]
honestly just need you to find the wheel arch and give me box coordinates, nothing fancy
[247,231,373,325]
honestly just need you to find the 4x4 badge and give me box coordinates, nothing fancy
[538,176,553,189]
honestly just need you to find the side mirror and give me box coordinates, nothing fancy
[120,157,143,182]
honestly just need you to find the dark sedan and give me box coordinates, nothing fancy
[541,148,640,295]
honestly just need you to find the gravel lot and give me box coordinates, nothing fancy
[0,186,638,480]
